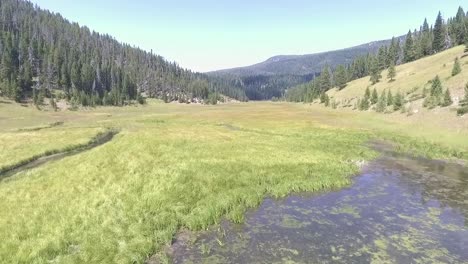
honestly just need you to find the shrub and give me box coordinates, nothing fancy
[137,94,146,105]
[162,93,170,103]
[207,93,219,105]
[457,106,468,116]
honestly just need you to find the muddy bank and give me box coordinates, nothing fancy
[0,129,119,180]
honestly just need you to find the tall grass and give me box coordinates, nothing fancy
[0,128,105,173]
[0,100,466,263]
[0,109,377,263]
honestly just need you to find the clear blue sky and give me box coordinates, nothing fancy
[32,0,464,72]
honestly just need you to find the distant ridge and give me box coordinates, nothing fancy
[210,38,404,77]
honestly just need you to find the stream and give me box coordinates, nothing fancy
[0,129,118,180]
[169,144,468,263]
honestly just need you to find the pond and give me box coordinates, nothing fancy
[169,145,468,263]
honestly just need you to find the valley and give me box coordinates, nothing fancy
[1,1,468,263]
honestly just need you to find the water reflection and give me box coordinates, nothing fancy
[171,149,468,263]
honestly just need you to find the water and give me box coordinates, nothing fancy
[0,130,118,180]
[170,147,468,263]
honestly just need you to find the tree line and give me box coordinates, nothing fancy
[286,7,468,102]
[316,47,466,116]
[0,0,248,106]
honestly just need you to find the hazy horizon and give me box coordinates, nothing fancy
[32,0,465,72]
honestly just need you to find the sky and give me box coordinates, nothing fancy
[32,0,465,72]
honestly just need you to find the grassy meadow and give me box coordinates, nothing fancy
[0,99,467,263]
[328,46,468,102]
[0,128,106,173]
[324,45,468,156]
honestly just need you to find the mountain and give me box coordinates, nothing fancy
[0,0,248,106]
[208,38,403,100]
[285,7,468,104]
[211,39,399,77]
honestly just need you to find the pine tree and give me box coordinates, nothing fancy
[369,57,382,85]
[424,76,444,109]
[452,57,462,76]
[387,62,396,81]
[334,65,348,89]
[387,90,393,106]
[457,83,468,115]
[403,30,415,62]
[376,90,387,113]
[454,7,466,45]
[422,18,430,33]
[433,11,446,52]
[365,87,371,99]
[387,37,400,65]
[413,29,423,60]
[320,92,329,106]
[359,96,370,111]
[371,88,378,104]
[430,75,443,97]
[0,34,14,83]
[0,0,249,104]
[442,89,453,106]
[377,46,388,70]
[393,92,404,111]
[421,19,433,56]
[319,66,332,91]
[358,87,372,110]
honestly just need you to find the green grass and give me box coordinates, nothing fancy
[327,45,468,127]
[0,128,105,173]
[0,100,466,263]
[328,46,468,102]
[298,103,468,158]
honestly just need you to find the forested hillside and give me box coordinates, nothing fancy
[286,7,468,102]
[209,38,398,100]
[0,0,247,106]
[325,45,468,116]
[213,39,396,76]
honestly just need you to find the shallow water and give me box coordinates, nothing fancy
[170,149,468,263]
[0,130,118,180]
